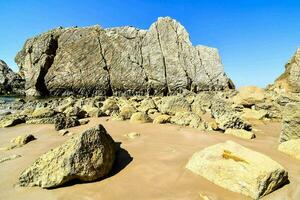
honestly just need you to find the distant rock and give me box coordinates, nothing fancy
[211,99,251,131]
[269,48,300,93]
[158,96,191,115]
[0,60,24,95]
[170,112,203,129]
[280,103,300,142]
[19,124,116,188]
[130,112,151,123]
[232,86,265,106]
[0,114,25,128]
[15,17,232,96]
[186,141,288,199]
[278,139,300,160]
[153,114,171,124]
[224,128,255,139]
[54,113,80,131]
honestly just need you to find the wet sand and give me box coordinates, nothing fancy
[0,118,299,200]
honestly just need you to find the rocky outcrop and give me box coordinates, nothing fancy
[15,17,232,97]
[280,103,300,142]
[186,141,288,199]
[269,48,300,93]
[0,60,24,95]
[19,124,116,188]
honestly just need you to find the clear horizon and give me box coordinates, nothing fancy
[1,0,300,88]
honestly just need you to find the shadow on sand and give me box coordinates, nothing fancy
[56,142,132,188]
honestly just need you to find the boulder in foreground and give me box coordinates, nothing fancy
[186,141,288,199]
[278,139,300,160]
[19,124,116,188]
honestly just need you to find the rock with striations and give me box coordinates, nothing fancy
[268,48,300,93]
[0,60,24,95]
[15,17,232,97]
[186,140,288,200]
[19,124,116,188]
[279,102,300,142]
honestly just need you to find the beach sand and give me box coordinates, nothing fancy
[0,117,299,200]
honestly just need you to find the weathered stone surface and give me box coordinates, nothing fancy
[191,92,215,115]
[0,114,25,128]
[54,113,79,131]
[269,48,300,93]
[280,103,300,142]
[19,124,116,188]
[170,112,202,128]
[0,59,24,95]
[211,99,251,131]
[118,104,137,120]
[224,128,255,139]
[241,108,267,120]
[232,86,265,106]
[101,98,119,115]
[130,112,151,123]
[158,96,191,115]
[186,141,288,199]
[11,134,36,145]
[15,17,232,96]
[153,114,171,124]
[278,139,300,160]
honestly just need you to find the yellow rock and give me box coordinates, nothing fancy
[224,128,255,139]
[278,139,300,160]
[241,108,267,120]
[130,112,151,123]
[153,114,171,124]
[186,141,288,199]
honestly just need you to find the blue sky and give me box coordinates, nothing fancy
[1,0,300,88]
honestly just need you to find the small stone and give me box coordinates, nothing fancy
[58,129,69,136]
[11,134,36,145]
[78,118,90,125]
[124,132,140,139]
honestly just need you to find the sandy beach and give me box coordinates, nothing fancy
[0,118,299,200]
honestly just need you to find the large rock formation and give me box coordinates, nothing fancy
[269,48,300,93]
[186,141,288,200]
[15,17,233,97]
[19,124,116,188]
[0,60,24,95]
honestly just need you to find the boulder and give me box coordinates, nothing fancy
[232,86,265,106]
[280,103,300,142]
[101,98,119,115]
[54,113,80,131]
[153,114,171,124]
[224,128,255,139]
[15,17,232,97]
[11,134,36,145]
[82,105,103,117]
[0,59,24,95]
[137,98,157,113]
[19,124,116,188]
[0,114,25,128]
[170,112,203,129]
[118,104,137,120]
[158,96,191,115]
[191,92,215,115]
[211,99,251,131]
[186,141,288,199]
[130,112,151,123]
[241,108,267,120]
[278,139,300,160]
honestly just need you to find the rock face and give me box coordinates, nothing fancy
[269,48,300,93]
[19,124,116,188]
[15,17,232,96]
[0,60,24,95]
[280,103,300,142]
[186,141,288,200]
